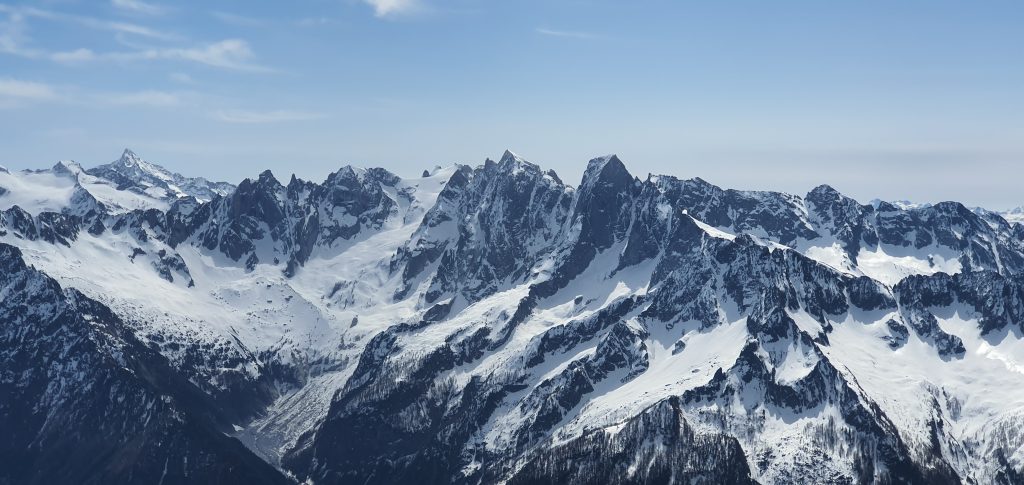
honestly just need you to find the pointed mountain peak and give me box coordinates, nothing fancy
[496,149,544,175]
[326,165,392,186]
[257,169,280,185]
[585,153,624,172]
[110,148,167,177]
[499,149,523,164]
[806,184,862,208]
[678,176,716,192]
[85,148,235,203]
[581,154,631,189]
[333,165,359,178]
[119,148,142,167]
[872,200,899,212]
[237,169,284,196]
[51,160,83,177]
[808,184,840,198]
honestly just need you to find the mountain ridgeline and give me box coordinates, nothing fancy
[2,149,1024,484]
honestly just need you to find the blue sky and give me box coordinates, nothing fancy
[0,0,1022,208]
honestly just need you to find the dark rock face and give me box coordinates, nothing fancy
[0,244,288,485]
[682,339,958,484]
[394,153,573,303]
[0,208,98,247]
[621,176,1024,279]
[669,177,818,247]
[153,248,193,284]
[844,199,1024,275]
[1,206,40,239]
[508,398,756,485]
[127,165,406,277]
[896,270,1024,337]
[805,184,879,254]
[573,155,637,252]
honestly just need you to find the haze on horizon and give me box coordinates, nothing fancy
[0,0,1021,209]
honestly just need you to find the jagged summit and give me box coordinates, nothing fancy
[869,198,931,210]
[493,150,544,174]
[580,154,632,187]
[807,183,841,198]
[86,148,235,203]
[119,148,144,167]
[580,154,633,193]
[255,168,280,184]
[584,153,624,171]
[103,148,175,183]
[499,149,522,164]
[50,160,84,176]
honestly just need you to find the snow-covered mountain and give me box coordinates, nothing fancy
[87,148,235,204]
[1002,207,1024,225]
[0,149,235,218]
[3,149,1024,484]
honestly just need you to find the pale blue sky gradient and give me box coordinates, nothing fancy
[0,0,1021,207]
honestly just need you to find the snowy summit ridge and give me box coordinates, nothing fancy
[87,148,236,203]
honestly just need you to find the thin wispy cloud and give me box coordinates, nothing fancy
[211,11,265,27]
[5,31,269,72]
[0,79,186,108]
[212,109,326,124]
[536,28,597,40]
[0,78,57,100]
[296,17,334,27]
[99,20,174,40]
[121,39,270,71]
[169,72,194,84]
[0,10,35,58]
[98,90,180,107]
[51,48,97,63]
[364,0,420,18]
[0,5,176,40]
[111,0,168,17]
[0,5,275,72]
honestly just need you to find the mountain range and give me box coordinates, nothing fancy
[2,149,1023,484]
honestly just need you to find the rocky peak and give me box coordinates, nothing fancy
[805,184,842,203]
[119,148,141,166]
[112,148,166,179]
[0,243,27,276]
[50,160,84,178]
[499,149,522,164]
[85,149,236,203]
[256,169,281,187]
[581,155,631,190]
